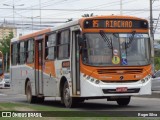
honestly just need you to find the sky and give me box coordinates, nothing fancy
[0,0,160,39]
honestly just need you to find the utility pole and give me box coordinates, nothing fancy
[150,0,154,40]
[3,2,24,37]
[39,0,42,27]
[120,0,122,15]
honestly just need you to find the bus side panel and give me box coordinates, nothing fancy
[11,64,36,96]
[43,61,57,96]
[11,66,22,94]
[23,64,36,96]
[54,59,72,96]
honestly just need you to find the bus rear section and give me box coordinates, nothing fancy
[10,16,152,108]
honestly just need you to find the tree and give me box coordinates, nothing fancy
[0,32,13,72]
[0,32,13,55]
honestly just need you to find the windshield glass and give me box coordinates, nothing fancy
[82,33,150,66]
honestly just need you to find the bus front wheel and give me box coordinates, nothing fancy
[63,81,73,108]
[26,81,37,103]
[116,97,131,106]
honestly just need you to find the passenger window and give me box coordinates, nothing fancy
[57,30,70,59]
[20,42,25,64]
[45,33,56,60]
[26,39,34,63]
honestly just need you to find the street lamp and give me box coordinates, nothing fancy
[3,3,24,28]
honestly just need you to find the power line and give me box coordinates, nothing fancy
[42,0,135,18]
[1,7,159,11]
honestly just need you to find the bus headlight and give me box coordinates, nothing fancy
[86,76,90,80]
[90,78,94,82]
[95,80,100,84]
[141,75,151,83]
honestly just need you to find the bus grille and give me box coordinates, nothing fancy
[97,69,143,74]
[101,80,139,83]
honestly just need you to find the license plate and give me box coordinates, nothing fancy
[116,87,128,92]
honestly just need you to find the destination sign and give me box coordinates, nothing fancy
[84,19,148,29]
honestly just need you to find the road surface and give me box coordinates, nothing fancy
[0,88,160,112]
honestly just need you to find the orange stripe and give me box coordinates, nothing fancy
[80,58,152,81]
[82,29,148,33]
[19,28,51,41]
[26,61,56,77]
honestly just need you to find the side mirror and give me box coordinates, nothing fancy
[77,35,84,46]
[152,75,156,78]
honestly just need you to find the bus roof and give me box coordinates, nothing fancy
[80,15,147,20]
[19,28,51,40]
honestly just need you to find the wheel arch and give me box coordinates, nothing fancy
[59,76,68,97]
[25,78,30,95]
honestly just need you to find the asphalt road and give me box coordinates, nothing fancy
[0,88,160,112]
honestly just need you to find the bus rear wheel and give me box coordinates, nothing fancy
[116,97,131,106]
[26,81,37,103]
[63,81,74,108]
[37,97,44,103]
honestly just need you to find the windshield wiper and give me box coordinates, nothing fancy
[126,31,136,48]
[99,30,113,49]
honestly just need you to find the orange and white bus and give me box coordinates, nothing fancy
[10,15,152,108]
[0,51,4,78]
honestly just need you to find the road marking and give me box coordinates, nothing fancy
[0,94,7,96]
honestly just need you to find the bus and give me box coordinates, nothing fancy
[10,15,152,108]
[0,51,4,78]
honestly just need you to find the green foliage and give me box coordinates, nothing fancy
[0,32,13,72]
[154,57,160,71]
[154,49,160,70]
[0,32,13,56]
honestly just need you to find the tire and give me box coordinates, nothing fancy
[26,81,37,103]
[116,97,131,106]
[63,81,73,108]
[37,97,45,103]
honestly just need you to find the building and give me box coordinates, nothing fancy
[0,24,17,41]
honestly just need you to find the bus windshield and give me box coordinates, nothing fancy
[82,33,150,66]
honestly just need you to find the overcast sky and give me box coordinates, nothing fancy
[0,0,160,38]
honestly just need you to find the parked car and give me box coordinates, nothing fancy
[0,73,10,89]
[152,70,160,91]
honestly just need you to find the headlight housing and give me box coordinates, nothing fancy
[141,75,151,83]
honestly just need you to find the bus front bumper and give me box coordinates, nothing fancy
[80,76,151,97]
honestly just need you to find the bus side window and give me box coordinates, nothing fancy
[17,43,20,64]
[57,30,70,59]
[27,39,34,63]
[11,43,17,65]
[45,33,56,60]
[20,42,25,64]
[45,36,49,59]
[25,40,28,63]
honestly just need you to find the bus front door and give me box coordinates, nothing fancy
[35,39,43,96]
[71,30,80,95]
